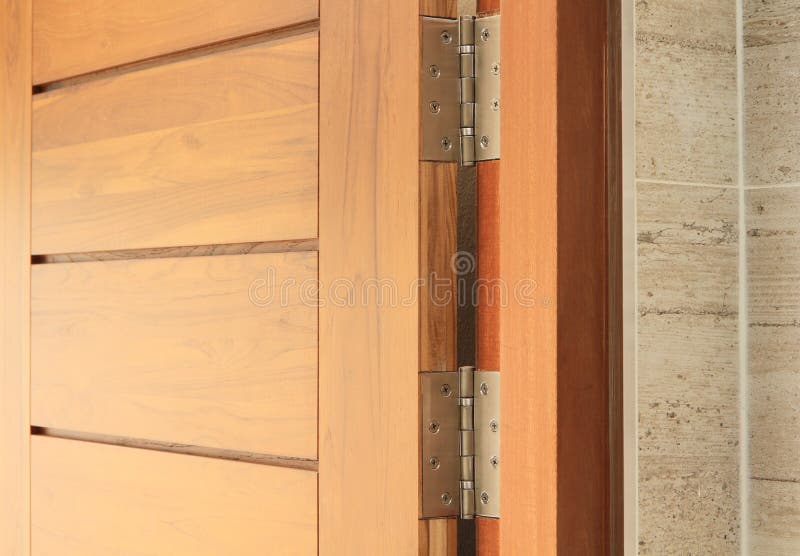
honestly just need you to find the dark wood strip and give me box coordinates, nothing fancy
[32,238,318,264]
[31,427,319,472]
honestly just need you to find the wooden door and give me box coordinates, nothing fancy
[1,1,622,554]
[2,1,421,554]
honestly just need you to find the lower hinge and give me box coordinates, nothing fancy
[420,15,501,166]
[421,367,500,519]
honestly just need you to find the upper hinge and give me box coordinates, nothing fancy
[421,368,500,520]
[421,15,501,166]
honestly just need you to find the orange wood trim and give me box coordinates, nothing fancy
[0,2,31,554]
[498,0,620,553]
[476,517,500,556]
[476,2,501,555]
[319,0,420,552]
[477,160,500,373]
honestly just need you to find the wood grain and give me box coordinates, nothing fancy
[0,1,31,554]
[31,436,317,555]
[319,0,420,552]
[32,33,318,255]
[419,519,458,556]
[32,252,317,458]
[499,0,616,553]
[420,162,458,372]
[32,0,318,84]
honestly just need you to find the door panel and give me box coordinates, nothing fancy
[31,436,317,556]
[32,33,318,255]
[32,252,317,458]
[32,0,318,84]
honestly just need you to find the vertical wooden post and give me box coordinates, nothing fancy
[319,0,420,553]
[497,0,621,554]
[0,1,31,554]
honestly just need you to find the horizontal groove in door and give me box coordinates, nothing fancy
[32,436,317,556]
[32,32,318,255]
[32,427,319,471]
[32,238,319,264]
[32,252,318,459]
[33,0,319,85]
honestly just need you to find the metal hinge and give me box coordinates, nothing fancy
[421,15,501,166]
[421,367,500,519]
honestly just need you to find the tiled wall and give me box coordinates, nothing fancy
[635,0,741,552]
[745,1,800,552]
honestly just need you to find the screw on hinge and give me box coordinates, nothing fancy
[441,492,453,506]
[480,491,490,505]
[480,136,490,149]
[480,28,491,41]
[479,382,489,396]
[490,98,500,111]
[428,420,441,434]
[429,64,441,78]
[441,137,453,151]
[440,383,452,397]
[441,30,452,44]
[490,455,499,468]
[429,456,441,470]
[429,101,441,115]
[491,62,500,76]
[489,419,498,432]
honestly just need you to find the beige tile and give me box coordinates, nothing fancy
[749,326,800,481]
[751,479,800,555]
[638,312,739,554]
[637,0,737,49]
[747,187,800,325]
[637,182,740,552]
[636,3,737,184]
[639,468,740,555]
[638,183,738,317]
[745,43,800,185]
[745,0,800,47]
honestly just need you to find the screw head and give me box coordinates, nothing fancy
[440,383,452,397]
[480,136,490,149]
[441,137,453,151]
[441,492,453,506]
[479,382,489,396]
[428,420,441,434]
[429,101,441,115]
[440,30,452,44]
[481,28,491,41]
[429,456,441,470]
[480,491,490,504]
[429,64,441,78]
[490,98,500,111]
[490,455,499,467]
[490,62,500,76]
[489,419,499,432]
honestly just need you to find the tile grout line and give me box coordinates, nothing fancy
[635,178,738,189]
[736,0,751,551]
[745,182,800,190]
